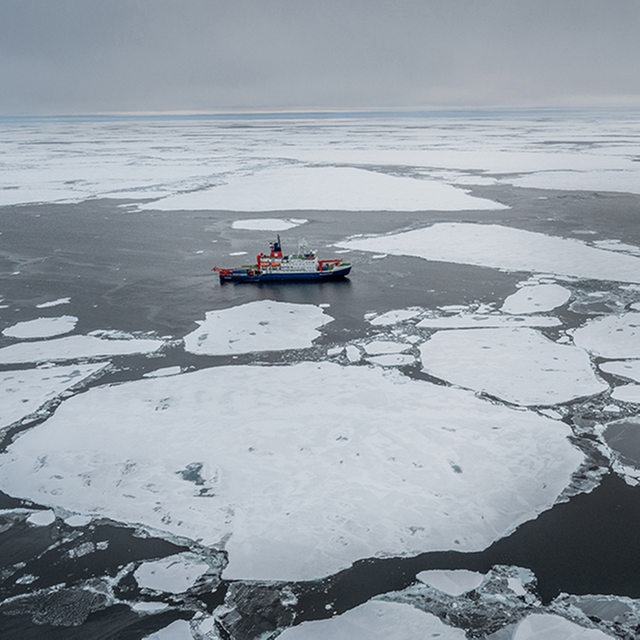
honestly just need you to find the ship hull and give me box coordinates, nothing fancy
[219,264,351,283]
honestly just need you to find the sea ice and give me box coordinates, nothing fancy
[362,340,411,355]
[513,613,611,640]
[1,363,105,429]
[611,385,640,404]
[572,312,640,358]
[183,300,333,355]
[365,354,415,367]
[2,316,78,339]
[416,569,485,596]
[0,334,164,365]
[599,360,640,383]
[278,601,466,640]
[27,510,55,527]
[501,284,571,314]
[36,298,71,309]
[142,166,505,212]
[336,223,640,284]
[0,362,583,581]
[64,515,92,527]
[134,553,209,594]
[142,366,182,378]
[419,328,607,406]
[231,217,307,231]
[143,619,192,640]
[368,308,422,326]
[416,314,561,329]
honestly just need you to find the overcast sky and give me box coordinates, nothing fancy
[1,0,639,115]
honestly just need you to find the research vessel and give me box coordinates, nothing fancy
[213,236,351,283]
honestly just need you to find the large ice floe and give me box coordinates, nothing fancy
[0,362,583,581]
[134,552,209,594]
[1,364,105,430]
[419,328,607,406]
[337,223,640,284]
[0,332,164,364]
[501,284,572,314]
[572,312,640,358]
[599,359,640,383]
[2,112,639,211]
[278,601,466,639]
[231,217,307,231]
[141,166,505,212]
[2,315,78,339]
[183,300,333,355]
[513,613,612,640]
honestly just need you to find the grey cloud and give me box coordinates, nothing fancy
[1,0,639,114]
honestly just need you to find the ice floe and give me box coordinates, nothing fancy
[416,314,561,329]
[362,340,411,355]
[368,308,423,326]
[513,613,611,640]
[278,601,466,640]
[231,217,307,230]
[365,353,416,367]
[183,300,332,355]
[572,312,640,358]
[611,384,640,403]
[0,333,164,365]
[143,166,505,212]
[501,284,572,314]
[143,619,192,640]
[599,359,640,383]
[336,223,640,284]
[416,569,485,596]
[3,114,639,212]
[1,363,105,429]
[419,328,607,406]
[134,552,209,594]
[0,362,582,581]
[36,298,71,309]
[2,315,78,339]
[142,366,182,378]
[26,509,55,527]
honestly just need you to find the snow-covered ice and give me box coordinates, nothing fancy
[599,360,640,383]
[0,333,164,365]
[611,385,640,404]
[231,217,307,230]
[501,284,572,314]
[64,515,92,527]
[1,363,105,429]
[572,312,640,358]
[142,366,182,378]
[513,613,612,640]
[134,553,209,594]
[26,509,55,527]
[365,353,416,367]
[143,166,505,212]
[143,619,192,640]
[0,362,583,581]
[416,314,561,329]
[36,298,71,309]
[368,308,423,326]
[278,600,466,640]
[183,300,333,355]
[2,316,78,339]
[416,569,485,596]
[419,328,607,406]
[3,113,640,213]
[337,223,640,284]
[362,340,411,355]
